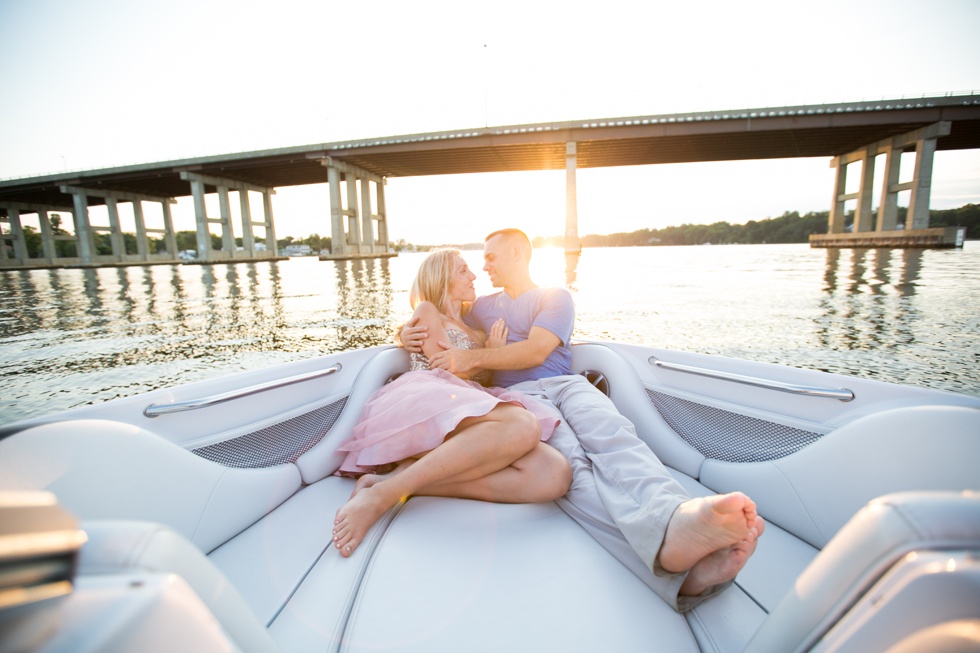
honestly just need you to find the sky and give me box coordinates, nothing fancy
[1,0,979,245]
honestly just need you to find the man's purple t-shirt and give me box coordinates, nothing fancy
[463,287,574,388]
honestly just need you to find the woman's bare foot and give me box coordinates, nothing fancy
[680,518,765,596]
[659,492,758,573]
[333,486,397,557]
[350,460,417,499]
[351,473,384,498]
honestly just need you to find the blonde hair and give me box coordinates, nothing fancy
[409,248,462,315]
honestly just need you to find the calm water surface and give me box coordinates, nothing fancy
[1,243,978,426]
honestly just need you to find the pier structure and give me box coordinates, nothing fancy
[315,157,394,260]
[1,189,181,268]
[810,121,964,248]
[179,172,282,263]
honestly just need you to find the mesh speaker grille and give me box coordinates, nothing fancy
[645,389,823,462]
[192,397,348,468]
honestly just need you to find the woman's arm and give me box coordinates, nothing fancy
[412,302,453,363]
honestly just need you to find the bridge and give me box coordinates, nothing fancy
[2,93,979,268]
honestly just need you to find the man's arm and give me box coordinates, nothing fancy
[427,326,560,377]
[397,317,428,352]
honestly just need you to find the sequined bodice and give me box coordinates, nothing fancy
[410,328,491,385]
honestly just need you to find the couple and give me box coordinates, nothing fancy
[333,229,763,612]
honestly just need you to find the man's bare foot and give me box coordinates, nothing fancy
[333,486,396,557]
[659,492,758,573]
[679,518,765,596]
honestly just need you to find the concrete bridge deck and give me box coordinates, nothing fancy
[2,93,979,268]
[2,94,978,208]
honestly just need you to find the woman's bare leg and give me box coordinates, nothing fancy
[333,404,540,556]
[415,442,571,503]
[350,460,416,498]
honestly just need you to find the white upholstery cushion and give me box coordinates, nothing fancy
[670,469,818,652]
[0,419,301,553]
[208,474,400,652]
[295,347,410,484]
[79,520,278,653]
[571,343,707,478]
[700,405,980,548]
[745,490,980,653]
[0,573,240,653]
[341,496,698,653]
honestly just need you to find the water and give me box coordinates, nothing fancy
[1,243,978,427]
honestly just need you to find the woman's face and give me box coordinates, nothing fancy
[447,255,477,303]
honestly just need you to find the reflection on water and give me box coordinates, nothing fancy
[1,243,978,426]
[564,252,580,290]
[333,259,394,350]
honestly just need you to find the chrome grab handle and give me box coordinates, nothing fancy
[649,357,854,402]
[144,364,343,417]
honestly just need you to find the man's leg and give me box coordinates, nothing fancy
[511,376,753,611]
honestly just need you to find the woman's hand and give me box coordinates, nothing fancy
[486,319,509,348]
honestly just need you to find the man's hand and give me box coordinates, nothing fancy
[428,342,477,376]
[398,316,429,353]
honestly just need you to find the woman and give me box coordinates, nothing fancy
[332,249,572,557]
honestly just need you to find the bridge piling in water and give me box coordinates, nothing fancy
[813,121,961,248]
[316,156,394,260]
[565,142,581,254]
[179,171,283,264]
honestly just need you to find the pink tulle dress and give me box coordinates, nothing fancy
[336,329,561,476]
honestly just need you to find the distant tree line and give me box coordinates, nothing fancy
[532,204,980,248]
[9,205,979,259]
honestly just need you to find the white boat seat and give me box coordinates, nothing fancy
[745,490,980,653]
[0,419,301,553]
[78,520,280,653]
[207,475,400,653]
[339,495,700,653]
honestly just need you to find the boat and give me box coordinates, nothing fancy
[1,341,978,652]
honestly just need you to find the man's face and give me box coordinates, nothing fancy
[483,235,515,288]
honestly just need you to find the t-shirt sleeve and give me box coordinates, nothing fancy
[533,288,575,346]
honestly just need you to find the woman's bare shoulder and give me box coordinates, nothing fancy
[411,301,444,326]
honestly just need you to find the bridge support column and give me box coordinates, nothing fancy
[239,192,255,256]
[0,208,29,263]
[131,200,148,261]
[104,197,125,262]
[345,176,362,254]
[813,121,955,248]
[855,145,877,232]
[217,186,236,255]
[161,201,178,260]
[37,208,57,261]
[908,136,937,230]
[565,142,581,253]
[180,172,280,262]
[376,182,389,247]
[262,190,278,255]
[316,157,393,260]
[62,186,179,266]
[0,203,78,267]
[68,189,96,265]
[360,179,375,251]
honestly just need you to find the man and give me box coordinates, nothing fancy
[402,228,763,612]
